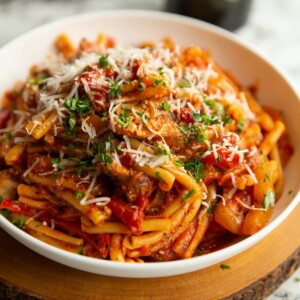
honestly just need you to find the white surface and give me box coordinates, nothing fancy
[0,0,299,296]
[0,10,299,281]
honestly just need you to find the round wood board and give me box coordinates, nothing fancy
[0,203,300,300]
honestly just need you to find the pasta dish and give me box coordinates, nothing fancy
[0,34,293,262]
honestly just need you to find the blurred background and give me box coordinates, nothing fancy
[0,0,299,88]
[0,0,299,298]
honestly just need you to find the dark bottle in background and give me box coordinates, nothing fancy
[166,0,253,31]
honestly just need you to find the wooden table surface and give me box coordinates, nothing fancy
[0,203,300,300]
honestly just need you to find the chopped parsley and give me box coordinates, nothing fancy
[1,210,12,220]
[237,118,246,132]
[178,78,192,88]
[262,191,275,210]
[222,114,233,124]
[92,135,113,166]
[63,115,76,136]
[122,104,131,110]
[158,67,164,75]
[68,115,76,130]
[153,79,163,87]
[201,113,220,125]
[74,190,85,200]
[51,158,64,170]
[99,56,109,68]
[204,99,224,115]
[295,277,300,283]
[67,143,75,151]
[264,172,271,182]
[64,98,92,117]
[178,125,190,135]
[216,155,221,163]
[161,101,170,111]
[174,160,184,167]
[77,247,83,255]
[191,112,220,125]
[155,144,169,156]
[137,83,145,92]
[0,195,2,203]
[182,189,195,201]
[108,81,123,99]
[220,264,231,270]
[116,111,131,127]
[178,124,207,143]
[207,199,217,215]
[12,214,25,229]
[97,152,113,165]
[155,172,164,182]
[69,157,92,174]
[184,158,205,182]
[3,132,12,143]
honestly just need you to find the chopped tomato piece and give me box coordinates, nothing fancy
[107,196,148,235]
[202,148,240,169]
[179,108,194,124]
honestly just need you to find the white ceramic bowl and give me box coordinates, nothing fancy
[0,10,299,278]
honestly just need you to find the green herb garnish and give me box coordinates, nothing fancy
[262,191,275,210]
[237,118,246,132]
[153,79,163,87]
[264,172,271,182]
[116,111,131,127]
[182,189,195,201]
[122,104,131,110]
[161,101,170,111]
[67,143,75,151]
[51,158,64,170]
[64,98,92,117]
[222,114,233,124]
[178,78,192,88]
[97,152,113,165]
[158,67,164,75]
[207,199,217,215]
[155,172,164,182]
[12,214,25,229]
[154,144,169,156]
[99,56,109,68]
[69,115,76,131]
[74,190,85,200]
[1,210,12,220]
[3,132,12,143]
[174,160,184,167]
[178,125,190,135]
[204,99,224,115]
[220,264,231,269]
[108,81,123,99]
[137,83,145,92]
[184,159,205,182]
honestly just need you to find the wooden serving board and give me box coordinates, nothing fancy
[0,203,300,300]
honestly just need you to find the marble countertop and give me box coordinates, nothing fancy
[0,0,299,298]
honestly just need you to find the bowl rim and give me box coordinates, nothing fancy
[0,9,299,278]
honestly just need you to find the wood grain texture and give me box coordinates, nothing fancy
[0,203,299,300]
